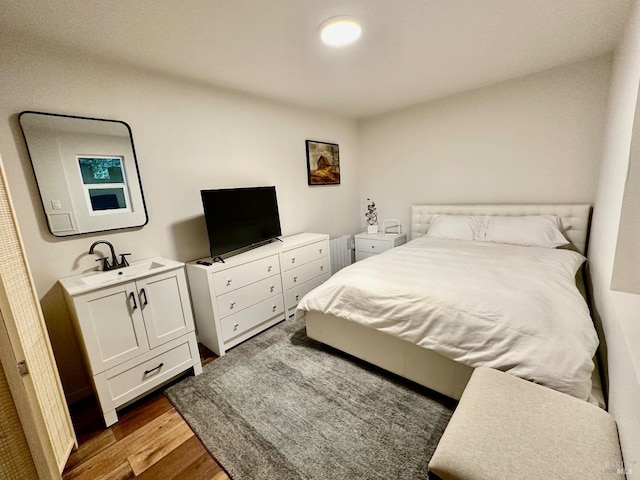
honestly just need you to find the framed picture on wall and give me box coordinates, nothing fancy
[306,140,340,185]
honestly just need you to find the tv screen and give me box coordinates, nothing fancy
[201,186,282,259]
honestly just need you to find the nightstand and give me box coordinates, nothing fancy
[355,232,406,261]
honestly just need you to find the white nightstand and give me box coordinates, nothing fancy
[355,232,406,261]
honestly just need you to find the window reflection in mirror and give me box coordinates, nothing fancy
[78,156,131,213]
[19,111,148,236]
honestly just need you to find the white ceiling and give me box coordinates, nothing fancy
[1,0,632,119]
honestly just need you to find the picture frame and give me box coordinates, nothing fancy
[306,140,340,185]
[383,219,402,235]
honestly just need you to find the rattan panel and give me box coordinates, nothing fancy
[0,164,75,473]
[0,360,38,479]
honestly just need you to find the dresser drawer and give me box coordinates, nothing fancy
[286,272,331,310]
[212,254,280,294]
[216,274,282,319]
[282,256,330,290]
[357,238,391,254]
[281,240,329,271]
[221,294,284,341]
[106,340,195,404]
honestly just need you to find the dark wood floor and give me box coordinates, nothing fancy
[62,345,230,480]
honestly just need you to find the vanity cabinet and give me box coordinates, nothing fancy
[187,233,330,356]
[60,258,202,427]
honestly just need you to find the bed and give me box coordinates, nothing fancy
[298,204,601,403]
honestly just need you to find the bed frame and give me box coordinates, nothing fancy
[306,204,593,400]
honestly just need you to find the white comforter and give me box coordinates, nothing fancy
[297,237,599,400]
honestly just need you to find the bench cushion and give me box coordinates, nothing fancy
[428,367,623,480]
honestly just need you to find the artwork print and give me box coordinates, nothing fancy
[306,140,340,185]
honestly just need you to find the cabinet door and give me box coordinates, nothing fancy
[137,269,195,349]
[79,282,150,372]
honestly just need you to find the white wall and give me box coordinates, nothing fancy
[0,39,361,401]
[611,89,640,294]
[357,56,611,233]
[588,0,640,464]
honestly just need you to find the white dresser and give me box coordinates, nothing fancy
[187,233,330,356]
[355,232,406,261]
[60,257,202,426]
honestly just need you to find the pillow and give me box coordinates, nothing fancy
[425,215,486,241]
[484,215,569,248]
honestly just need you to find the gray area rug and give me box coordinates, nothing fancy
[165,316,455,479]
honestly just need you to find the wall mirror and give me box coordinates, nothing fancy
[19,111,148,236]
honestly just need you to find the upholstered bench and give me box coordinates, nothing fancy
[428,367,624,480]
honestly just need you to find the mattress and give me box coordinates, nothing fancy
[297,237,599,400]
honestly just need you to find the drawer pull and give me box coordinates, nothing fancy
[140,288,148,306]
[226,279,232,286]
[267,265,272,272]
[272,305,277,312]
[129,292,138,310]
[229,301,235,309]
[320,265,324,271]
[270,285,274,293]
[144,363,164,376]
[371,245,375,249]
[295,294,300,301]
[293,276,298,283]
[291,257,296,264]
[319,248,323,254]
[233,323,239,331]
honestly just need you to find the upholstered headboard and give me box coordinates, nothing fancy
[411,204,592,255]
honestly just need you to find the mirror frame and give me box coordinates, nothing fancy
[19,111,148,237]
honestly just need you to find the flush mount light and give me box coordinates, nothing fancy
[320,16,362,47]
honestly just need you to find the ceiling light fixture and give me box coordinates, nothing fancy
[320,16,362,47]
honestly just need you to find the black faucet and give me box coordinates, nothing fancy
[89,240,130,271]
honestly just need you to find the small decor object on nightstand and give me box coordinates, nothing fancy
[306,140,340,185]
[365,198,378,234]
[383,219,402,235]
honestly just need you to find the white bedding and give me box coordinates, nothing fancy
[297,237,599,400]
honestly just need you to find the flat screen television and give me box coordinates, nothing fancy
[201,186,282,259]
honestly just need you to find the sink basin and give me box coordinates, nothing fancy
[81,260,167,285]
[60,257,184,296]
